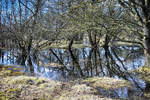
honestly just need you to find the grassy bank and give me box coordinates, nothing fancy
[0,65,132,100]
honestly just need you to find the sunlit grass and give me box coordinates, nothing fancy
[0,75,126,100]
[0,65,131,100]
[82,77,131,89]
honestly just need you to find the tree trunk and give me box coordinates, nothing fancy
[21,48,27,65]
[144,22,150,67]
[88,31,94,47]
[28,56,34,75]
[27,36,33,66]
[88,31,98,48]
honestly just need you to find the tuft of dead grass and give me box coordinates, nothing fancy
[82,77,131,89]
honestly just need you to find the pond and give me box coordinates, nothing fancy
[0,45,149,99]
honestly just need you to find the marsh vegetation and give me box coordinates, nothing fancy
[1,0,150,100]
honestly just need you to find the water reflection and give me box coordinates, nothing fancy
[0,45,148,99]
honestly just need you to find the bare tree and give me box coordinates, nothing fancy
[117,0,150,66]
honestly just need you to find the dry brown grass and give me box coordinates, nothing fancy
[0,75,127,100]
[0,65,131,100]
[82,77,131,89]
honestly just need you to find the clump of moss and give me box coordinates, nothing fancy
[82,77,131,89]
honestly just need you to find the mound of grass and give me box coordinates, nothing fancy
[0,76,62,100]
[54,83,117,100]
[0,75,123,100]
[0,65,131,100]
[82,77,131,90]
